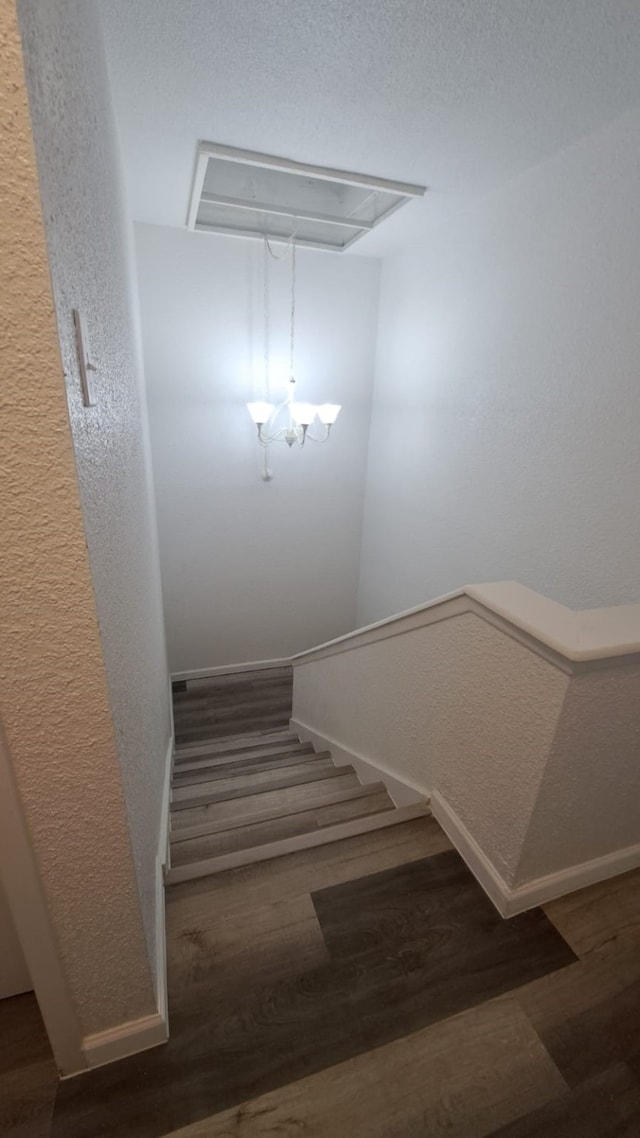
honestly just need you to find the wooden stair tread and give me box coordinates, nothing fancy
[176,713,291,743]
[170,789,395,867]
[175,728,298,757]
[167,803,431,884]
[174,692,293,719]
[173,685,293,711]
[170,781,393,842]
[172,749,318,785]
[169,772,362,828]
[169,666,428,887]
[171,754,334,799]
[173,741,311,774]
[171,763,354,811]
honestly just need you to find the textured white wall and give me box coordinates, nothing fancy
[136,224,380,672]
[18,0,171,986]
[292,596,640,890]
[1,0,156,1045]
[516,661,640,883]
[358,105,640,625]
[293,608,568,884]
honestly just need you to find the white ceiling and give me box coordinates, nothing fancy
[100,0,640,257]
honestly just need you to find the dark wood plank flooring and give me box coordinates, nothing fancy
[171,669,293,745]
[3,810,640,1135]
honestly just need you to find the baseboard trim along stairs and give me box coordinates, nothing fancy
[168,671,431,884]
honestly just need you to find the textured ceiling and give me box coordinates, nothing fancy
[100,0,640,255]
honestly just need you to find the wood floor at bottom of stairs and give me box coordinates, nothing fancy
[40,819,640,1138]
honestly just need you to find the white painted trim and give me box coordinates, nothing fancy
[290,718,425,807]
[64,734,173,1078]
[430,790,640,919]
[186,147,208,229]
[200,190,375,231]
[81,1010,168,1071]
[193,222,357,254]
[507,842,640,916]
[153,854,169,1035]
[291,583,640,672]
[194,140,426,197]
[291,591,465,664]
[153,731,173,1036]
[429,791,512,917]
[172,657,292,682]
[172,587,640,683]
[0,724,86,1075]
[159,734,174,872]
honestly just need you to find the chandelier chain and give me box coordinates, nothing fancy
[263,237,270,400]
[264,228,297,260]
[290,239,296,379]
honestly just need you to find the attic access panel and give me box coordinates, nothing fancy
[187,142,426,252]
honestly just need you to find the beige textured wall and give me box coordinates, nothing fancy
[0,0,156,1044]
[17,0,172,981]
[293,609,568,883]
[0,882,30,1000]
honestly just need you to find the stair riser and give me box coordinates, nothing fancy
[171,791,395,867]
[170,782,391,843]
[175,713,290,744]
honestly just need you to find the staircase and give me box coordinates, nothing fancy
[168,666,429,884]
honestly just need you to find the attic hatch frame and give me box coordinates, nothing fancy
[187,142,426,253]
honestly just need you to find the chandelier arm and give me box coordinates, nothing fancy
[290,239,296,381]
[257,424,299,445]
[301,425,332,446]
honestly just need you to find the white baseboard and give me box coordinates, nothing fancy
[154,852,169,1032]
[73,740,174,1076]
[159,734,174,872]
[430,791,512,916]
[430,789,640,918]
[507,840,640,915]
[154,734,172,1027]
[172,657,292,682]
[290,718,425,807]
[81,1008,168,1071]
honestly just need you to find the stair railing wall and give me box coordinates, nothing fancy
[290,582,640,915]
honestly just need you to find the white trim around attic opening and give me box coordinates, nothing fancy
[186,141,426,252]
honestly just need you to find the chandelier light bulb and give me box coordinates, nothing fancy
[317,403,341,426]
[290,402,317,427]
[247,401,274,425]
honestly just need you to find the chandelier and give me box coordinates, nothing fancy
[247,237,341,455]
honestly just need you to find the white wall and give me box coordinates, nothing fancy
[358,104,640,625]
[18,0,171,991]
[1,0,160,1069]
[291,586,640,904]
[136,224,380,672]
[292,603,568,885]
